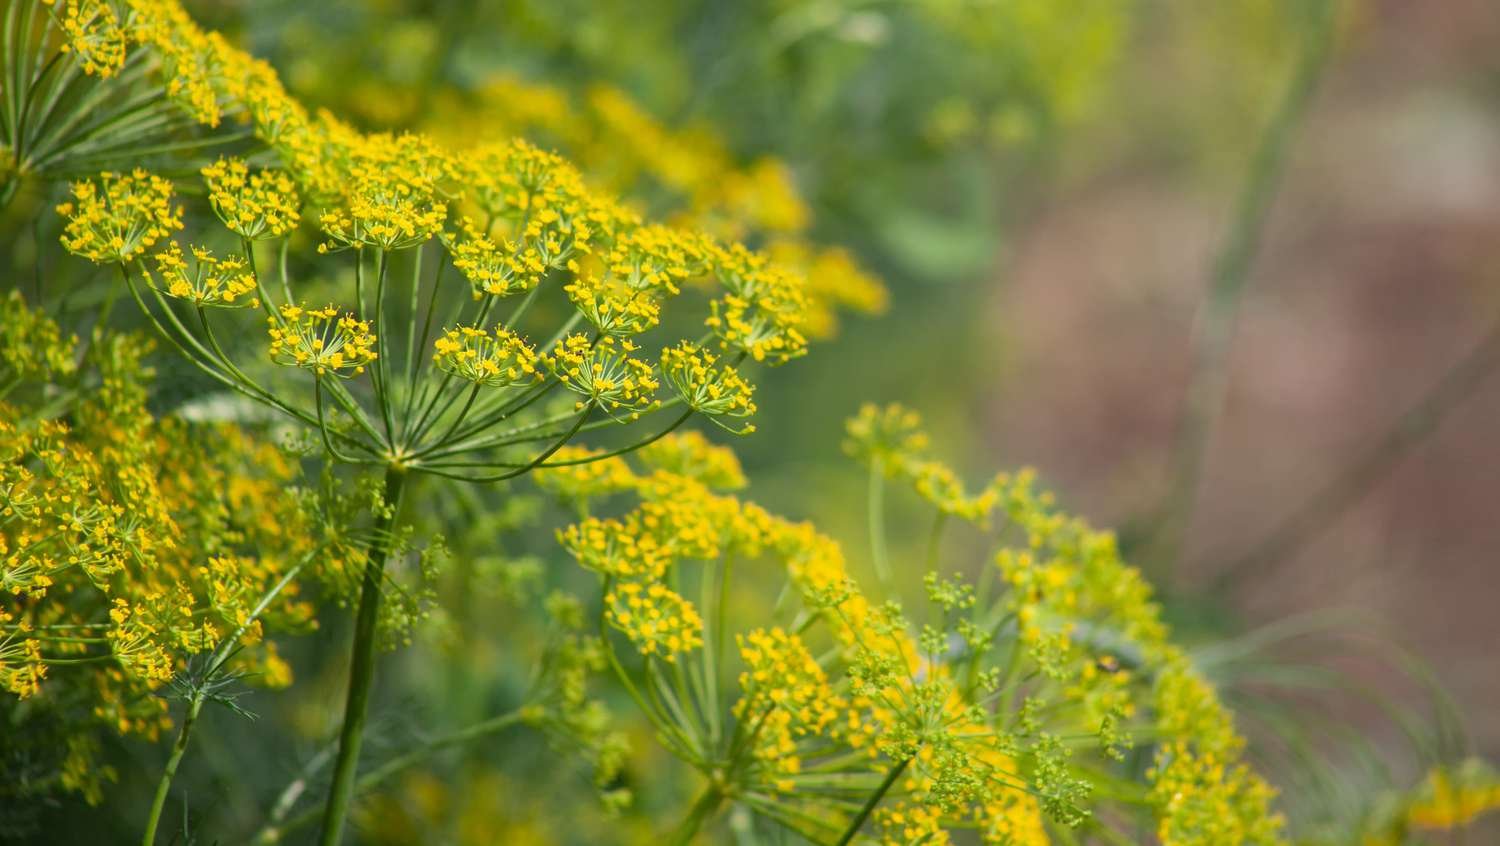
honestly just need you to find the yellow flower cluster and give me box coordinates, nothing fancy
[0,299,319,798]
[317,137,450,253]
[443,216,550,299]
[566,224,703,337]
[459,139,587,226]
[201,157,301,240]
[734,627,840,792]
[0,612,44,698]
[704,244,810,364]
[1404,761,1500,830]
[549,334,660,418]
[56,168,182,264]
[431,325,542,388]
[989,469,1285,845]
[39,2,837,449]
[267,304,377,377]
[144,241,258,309]
[635,430,745,490]
[44,0,126,78]
[548,449,782,664]
[577,405,1281,844]
[559,515,672,581]
[1,291,77,380]
[603,580,704,661]
[533,445,637,511]
[659,342,757,433]
[424,75,887,338]
[846,403,999,525]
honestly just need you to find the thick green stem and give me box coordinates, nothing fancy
[141,695,204,846]
[670,782,724,846]
[316,466,407,846]
[834,756,910,846]
[263,709,524,843]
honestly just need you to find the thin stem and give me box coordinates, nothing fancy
[925,512,948,572]
[1148,0,1337,580]
[834,756,911,846]
[278,237,293,307]
[868,459,891,592]
[316,466,407,846]
[415,409,589,483]
[371,249,397,442]
[403,245,438,425]
[1213,310,1500,593]
[141,695,204,846]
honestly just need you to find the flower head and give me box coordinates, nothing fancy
[431,325,541,387]
[201,157,301,240]
[636,431,746,490]
[318,134,451,252]
[144,242,259,308]
[47,0,127,78]
[603,580,702,662]
[559,515,671,581]
[735,627,841,791]
[844,403,930,469]
[56,170,182,264]
[549,334,659,418]
[267,304,377,377]
[704,249,809,364]
[660,342,757,433]
[442,216,548,299]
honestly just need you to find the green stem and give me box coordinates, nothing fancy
[670,783,724,846]
[834,756,911,846]
[1149,0,1337,581]
[925,512,948,572]
[141,694,204,846]
[266,710,525,843]
[316,466,407,846]
[868,459,891,592]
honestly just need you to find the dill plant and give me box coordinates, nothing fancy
[536,405,1287,844]
[3,3,1499,846]
[5,1,833,843]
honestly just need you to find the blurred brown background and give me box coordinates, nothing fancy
[987,0,1500,766]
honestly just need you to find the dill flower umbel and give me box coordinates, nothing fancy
[443,216,549,299]
[432,325,542,387]
[603,580,703,662]
[144,242,259,308]
[559,515,671,581]
[267,304,378,377]
[56,169,183,264]
[549,334,660,417]
[704,248,810,364]
[735,627,840,791]
[659,342,757,433]
[317,134,452,252]
[45,0,127,78]
[201,157,302,240]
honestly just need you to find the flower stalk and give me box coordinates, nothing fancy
[317,465,407,846]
